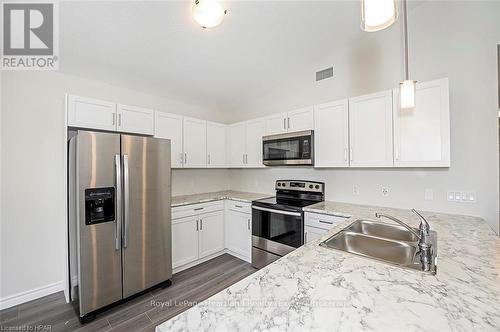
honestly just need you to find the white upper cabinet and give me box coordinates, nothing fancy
[227,122,247,167]
[265,108,314,135]
[245,118,266,167]
[288,106,314,132]
[206,121,227,168]
[314,100,349,167]
[393,78,450,167]
[154,112,184,168]
[349,90,394,167]
[67,95,116,131]
[265,112,288,135]
[183,117,207,168]
[116,104,154,135]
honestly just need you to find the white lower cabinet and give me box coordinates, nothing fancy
[171,216,199,268]
[171,203,224,270]
[304,212,349,243]
[304,226,326,244]
[199,211,225,258]
[225,209,252,262]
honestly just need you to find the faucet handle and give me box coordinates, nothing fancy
[412,209,430,231]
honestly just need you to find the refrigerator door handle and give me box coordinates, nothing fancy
[123,154,130,249]
[114,154,122,251]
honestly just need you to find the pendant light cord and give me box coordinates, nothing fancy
[402,0,410,81]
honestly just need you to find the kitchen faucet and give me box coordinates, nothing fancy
[375,209,433,272]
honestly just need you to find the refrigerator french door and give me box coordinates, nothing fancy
[68,130,172,322]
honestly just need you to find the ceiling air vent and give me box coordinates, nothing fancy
[316,67,334,82]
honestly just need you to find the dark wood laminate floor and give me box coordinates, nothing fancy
[0,254,256,332]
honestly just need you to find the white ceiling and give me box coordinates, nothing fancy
[60,1,366,113]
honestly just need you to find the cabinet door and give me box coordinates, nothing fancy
[206,121,227,168]
[314,100,349,167]
[304,226,326,244]
[245,118,266,167]
[172,217,199,269]
[287,106,314,132]
[116,104,154,135]
[227,122,246,167]
[393,78,450,167]
[155,112,184,168]
[183,117,207,168]
[225,210,251,260]
[349,90,394,167]
[67,95,116,131]
[265,112,287,135]
[198,211,225,259]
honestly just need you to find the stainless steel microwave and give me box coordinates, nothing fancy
[262,130,314,166]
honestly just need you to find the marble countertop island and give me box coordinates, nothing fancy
[171,190,272,207]
[158,201,500,332]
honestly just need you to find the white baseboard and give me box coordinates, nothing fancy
[0,281,64,310]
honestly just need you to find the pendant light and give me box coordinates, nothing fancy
[360,0,398,32]
[399,0,416,109]
[192,0,226,29]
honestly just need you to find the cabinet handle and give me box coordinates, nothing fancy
[287,117,290,129]
[319,220,333,225]
[200,219,203,230]
[118,114,122,127]
[235,205,243,208]
[305,232,308,243]
[242,154,245,164]
[208,154,211,165]
[196,219,199,231]
[185,153,187,165]
[245,154,248,164]
[194,207,204,211]
[180,153,184,165]
[112,113,116,126]
[283,118,286,130]
[247,219,250,230]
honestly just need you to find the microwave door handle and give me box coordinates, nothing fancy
[252,206,301,217]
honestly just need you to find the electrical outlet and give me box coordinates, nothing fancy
[352,185,359,195]
[424,189,434,201]
[447,190,477,203]
[381,186,389,197]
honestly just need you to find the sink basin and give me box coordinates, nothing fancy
[345,219,419,242]
[322,231,416,265]
[320,219,437,274]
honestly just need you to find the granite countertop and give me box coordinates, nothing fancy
[171,190,272,207]
[158,201,500,332]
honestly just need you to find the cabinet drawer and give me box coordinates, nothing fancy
[304,212,349,230]
[226,200,251,214]
[172,201,224,220]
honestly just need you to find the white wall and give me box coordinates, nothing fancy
[230,1,500,234]
[0,70,229,304]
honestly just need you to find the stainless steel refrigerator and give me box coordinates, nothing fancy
[68,130,172,323]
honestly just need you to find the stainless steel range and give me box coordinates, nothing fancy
[251,180,324,268]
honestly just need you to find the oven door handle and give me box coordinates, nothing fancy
[252,206,301,217]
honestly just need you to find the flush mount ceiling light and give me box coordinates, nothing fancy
[399,0,416,109]
[192,0,226,29]
[360,0,398,32]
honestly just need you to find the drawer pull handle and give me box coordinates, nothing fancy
[194,207,204,211]
[319,220,333,224]
[235,205,243,208]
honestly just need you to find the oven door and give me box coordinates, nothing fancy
[262,131,314,166]
[251,206,303,253]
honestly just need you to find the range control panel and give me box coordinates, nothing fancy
[275,180,324,193]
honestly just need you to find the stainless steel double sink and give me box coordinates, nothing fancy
[320,219,437,274]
